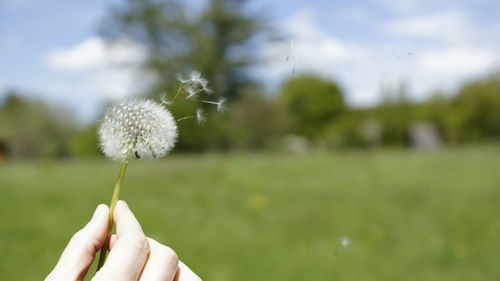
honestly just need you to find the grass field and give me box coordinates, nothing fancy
[1,145,500,280]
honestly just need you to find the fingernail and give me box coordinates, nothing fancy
[118,200,129,209]
[91,204,105,221]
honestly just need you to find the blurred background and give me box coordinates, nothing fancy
[1,0,500,280]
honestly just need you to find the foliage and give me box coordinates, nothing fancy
[168,90,290,151]
[231,92,290,149]
[0,93,75,158]
[451,73,500,141]
[68,125,100,157]
[325,72,500,147]
[102,0,270,150]
[103,0,267,100]
[280,75,346,138]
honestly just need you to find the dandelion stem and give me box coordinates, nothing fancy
[96,159,129,272]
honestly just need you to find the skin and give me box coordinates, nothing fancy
[46,201,201,281]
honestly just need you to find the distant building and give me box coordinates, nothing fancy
[409,122,441,150]
[282,135,309,154]
[361,119,382,147]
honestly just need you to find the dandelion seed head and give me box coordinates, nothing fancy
[98,98,177,162]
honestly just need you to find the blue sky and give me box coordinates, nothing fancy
[1,0,499,123]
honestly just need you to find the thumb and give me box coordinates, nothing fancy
[46,204,110,281]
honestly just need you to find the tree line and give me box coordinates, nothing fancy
[1,0,499,158]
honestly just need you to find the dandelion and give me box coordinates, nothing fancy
[98,98,177,161]
[95,98,177,270]
[94,70,223,272]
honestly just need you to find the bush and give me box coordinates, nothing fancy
[280,75,345,139]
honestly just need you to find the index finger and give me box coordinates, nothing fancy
[93,201,150,281]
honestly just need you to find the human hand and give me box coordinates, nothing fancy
[46,201,201,281]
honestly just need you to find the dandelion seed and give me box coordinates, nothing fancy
[196,109,206,124]
[185,85,205,99]
[216,98,226,112]
[189,70,205,84]
[98,98,177,162]
[199,98,226,112]
[340,237,351,248]
[177,70,212,99]
[160,92,172,105]
[189,71,212,93]
[286,40,296,61]
[176,72,188,83]
[286,40,298,75]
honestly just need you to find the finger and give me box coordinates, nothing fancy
[46,204,109,281]
[173,261,202,281]
[94,201,150,281]
[108,234,117,250]
[139,238,179,281]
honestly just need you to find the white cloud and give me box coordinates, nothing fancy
[46,37,146,71]
[372,0,421,13]
[260,10,378,105]
[259,9,500,107]
[45,37,154,101]
[383,12,472,44]
[419,47,496,74]
[335,6,370,22]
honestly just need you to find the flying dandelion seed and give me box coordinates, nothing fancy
[286,39,298,75]
[177,70,212,99]
[216,98,226,112]
[392,50,414,61]
[196,109,206,124]
[340,236,351,248]
[160,92,172,105]
[199,98,226,112]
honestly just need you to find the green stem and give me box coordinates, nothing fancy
[96,159,129,272]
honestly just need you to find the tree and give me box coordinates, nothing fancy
[280,76,345,138]
[102,0,266,100]
[102,0,269,151]
[451,72,500,141]
[232,92,290,149]
[0,92,75,158]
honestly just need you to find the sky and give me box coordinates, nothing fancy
[1,0,499,123]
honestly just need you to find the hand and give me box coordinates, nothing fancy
[46,201,201,281]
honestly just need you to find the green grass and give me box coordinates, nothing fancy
[1,145,500,280]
